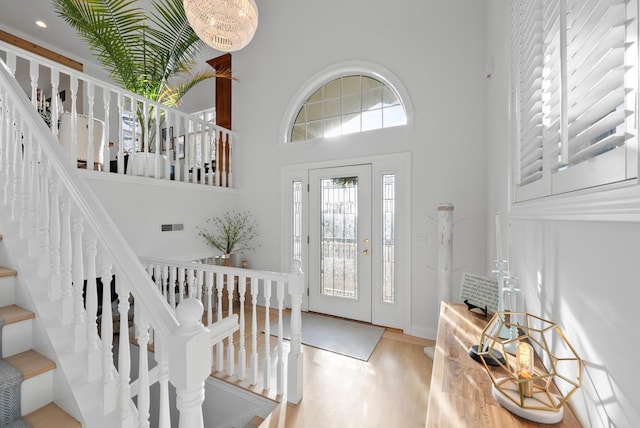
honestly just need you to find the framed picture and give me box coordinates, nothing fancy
[174,135,185,160]
[161,126,173,151]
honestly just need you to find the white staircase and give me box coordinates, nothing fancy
[0,249,81,427]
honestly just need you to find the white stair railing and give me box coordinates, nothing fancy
[0,41,235,187]
[141,257,305,404]
[1,56,238,427]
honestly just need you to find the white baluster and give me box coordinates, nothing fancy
[71,215,86,352]
[215,272,223,372]
[48,178,61,300]
[238,275,247,380]
[69,76,78,165]
[29,61,39,110]
[188,268,196,298]
[37,159,50,277]
[117,93,125,174]
[0,90,5,179]
[0,89,6,180]
[263,279,272,390]
[178,267,185,302]
[27,143,39,257]
[162,265,169,301]
[102,87,111,172]
[196,269,204,304]
[2,96,14,205]
[205,271,213,326]
[51,72,59,137]
[169,266,176,309]
[226,273,235,376]
[117,280,132,424]
[276,280,285,396]
[59,193,73,325]
[154,264,162,295]
[10,115,23,220]
[250,277,259,385]
[287,261,304,404]
[85,232,101,381]
[99,248,116,414]
[207,127,214,186]
[19,126,31,239]
[86,82,95,170]
[156,340,171,428]
[135,306,151,428]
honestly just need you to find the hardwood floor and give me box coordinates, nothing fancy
[209,304,435,428]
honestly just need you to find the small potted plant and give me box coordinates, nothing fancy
[198,210,259,266]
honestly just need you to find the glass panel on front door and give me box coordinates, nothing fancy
[320,176,359,299]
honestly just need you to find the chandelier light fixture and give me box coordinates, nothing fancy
[183,0,259,52]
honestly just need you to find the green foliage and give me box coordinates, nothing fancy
[198,211,259,255]
[53,0,226,107]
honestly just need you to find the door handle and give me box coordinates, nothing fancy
[362,249,369,255]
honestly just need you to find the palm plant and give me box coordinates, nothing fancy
[53,0,228,150]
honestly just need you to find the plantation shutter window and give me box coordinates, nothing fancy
[512,0,638,201]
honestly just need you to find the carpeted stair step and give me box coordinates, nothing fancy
[4,350,56,416]
[23,402,81,428]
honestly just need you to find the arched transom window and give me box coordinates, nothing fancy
[289,75,406,142]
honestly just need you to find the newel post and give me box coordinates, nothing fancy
[168,298,211,428]
[287,260,304,404]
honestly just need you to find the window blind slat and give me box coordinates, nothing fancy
[521,134,544,158]
[521,170,543,186]
[568,87,625,139]
[521,144,543,166]
[568,67,625,121]
[522,118,544,144]
[568,16,624,69]
[523,90,543,117]
[522,155,543,177]
[569,133,626,165]
[568,108,629,155]
[568,46,624,95]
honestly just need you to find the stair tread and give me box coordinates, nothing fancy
[23,402,81,428]
[0,304,35,324]
[0,266,17,278]
[4,350,56,380]
[248,415,265,427]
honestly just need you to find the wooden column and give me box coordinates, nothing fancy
[206,53,232,130]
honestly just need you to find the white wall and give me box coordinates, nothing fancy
[486,1,640,426]
[220,0,489,337]
[84,174,239,260]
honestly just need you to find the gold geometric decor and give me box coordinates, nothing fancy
[477,311,583,424]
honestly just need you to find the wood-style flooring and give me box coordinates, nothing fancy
[209,304,435,428]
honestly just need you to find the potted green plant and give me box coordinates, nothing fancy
[198,210,259,266]
[53,0,230,151]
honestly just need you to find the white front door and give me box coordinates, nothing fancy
[308,164,372,322]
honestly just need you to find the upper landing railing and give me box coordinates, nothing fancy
[0,40,235,187]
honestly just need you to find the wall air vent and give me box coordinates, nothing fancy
[161,223,184,232]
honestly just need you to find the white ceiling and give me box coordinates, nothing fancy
[0,0,222,70]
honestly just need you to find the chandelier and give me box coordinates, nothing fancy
[183,0,259,52]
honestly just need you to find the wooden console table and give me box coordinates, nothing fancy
[426,302,581,427]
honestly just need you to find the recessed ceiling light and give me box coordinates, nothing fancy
[35,20,47,28]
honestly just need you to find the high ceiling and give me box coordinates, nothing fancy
[0,0,222,70]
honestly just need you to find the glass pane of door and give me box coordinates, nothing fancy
[320,176,358,299]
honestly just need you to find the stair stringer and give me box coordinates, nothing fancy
[0,209,126,427]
